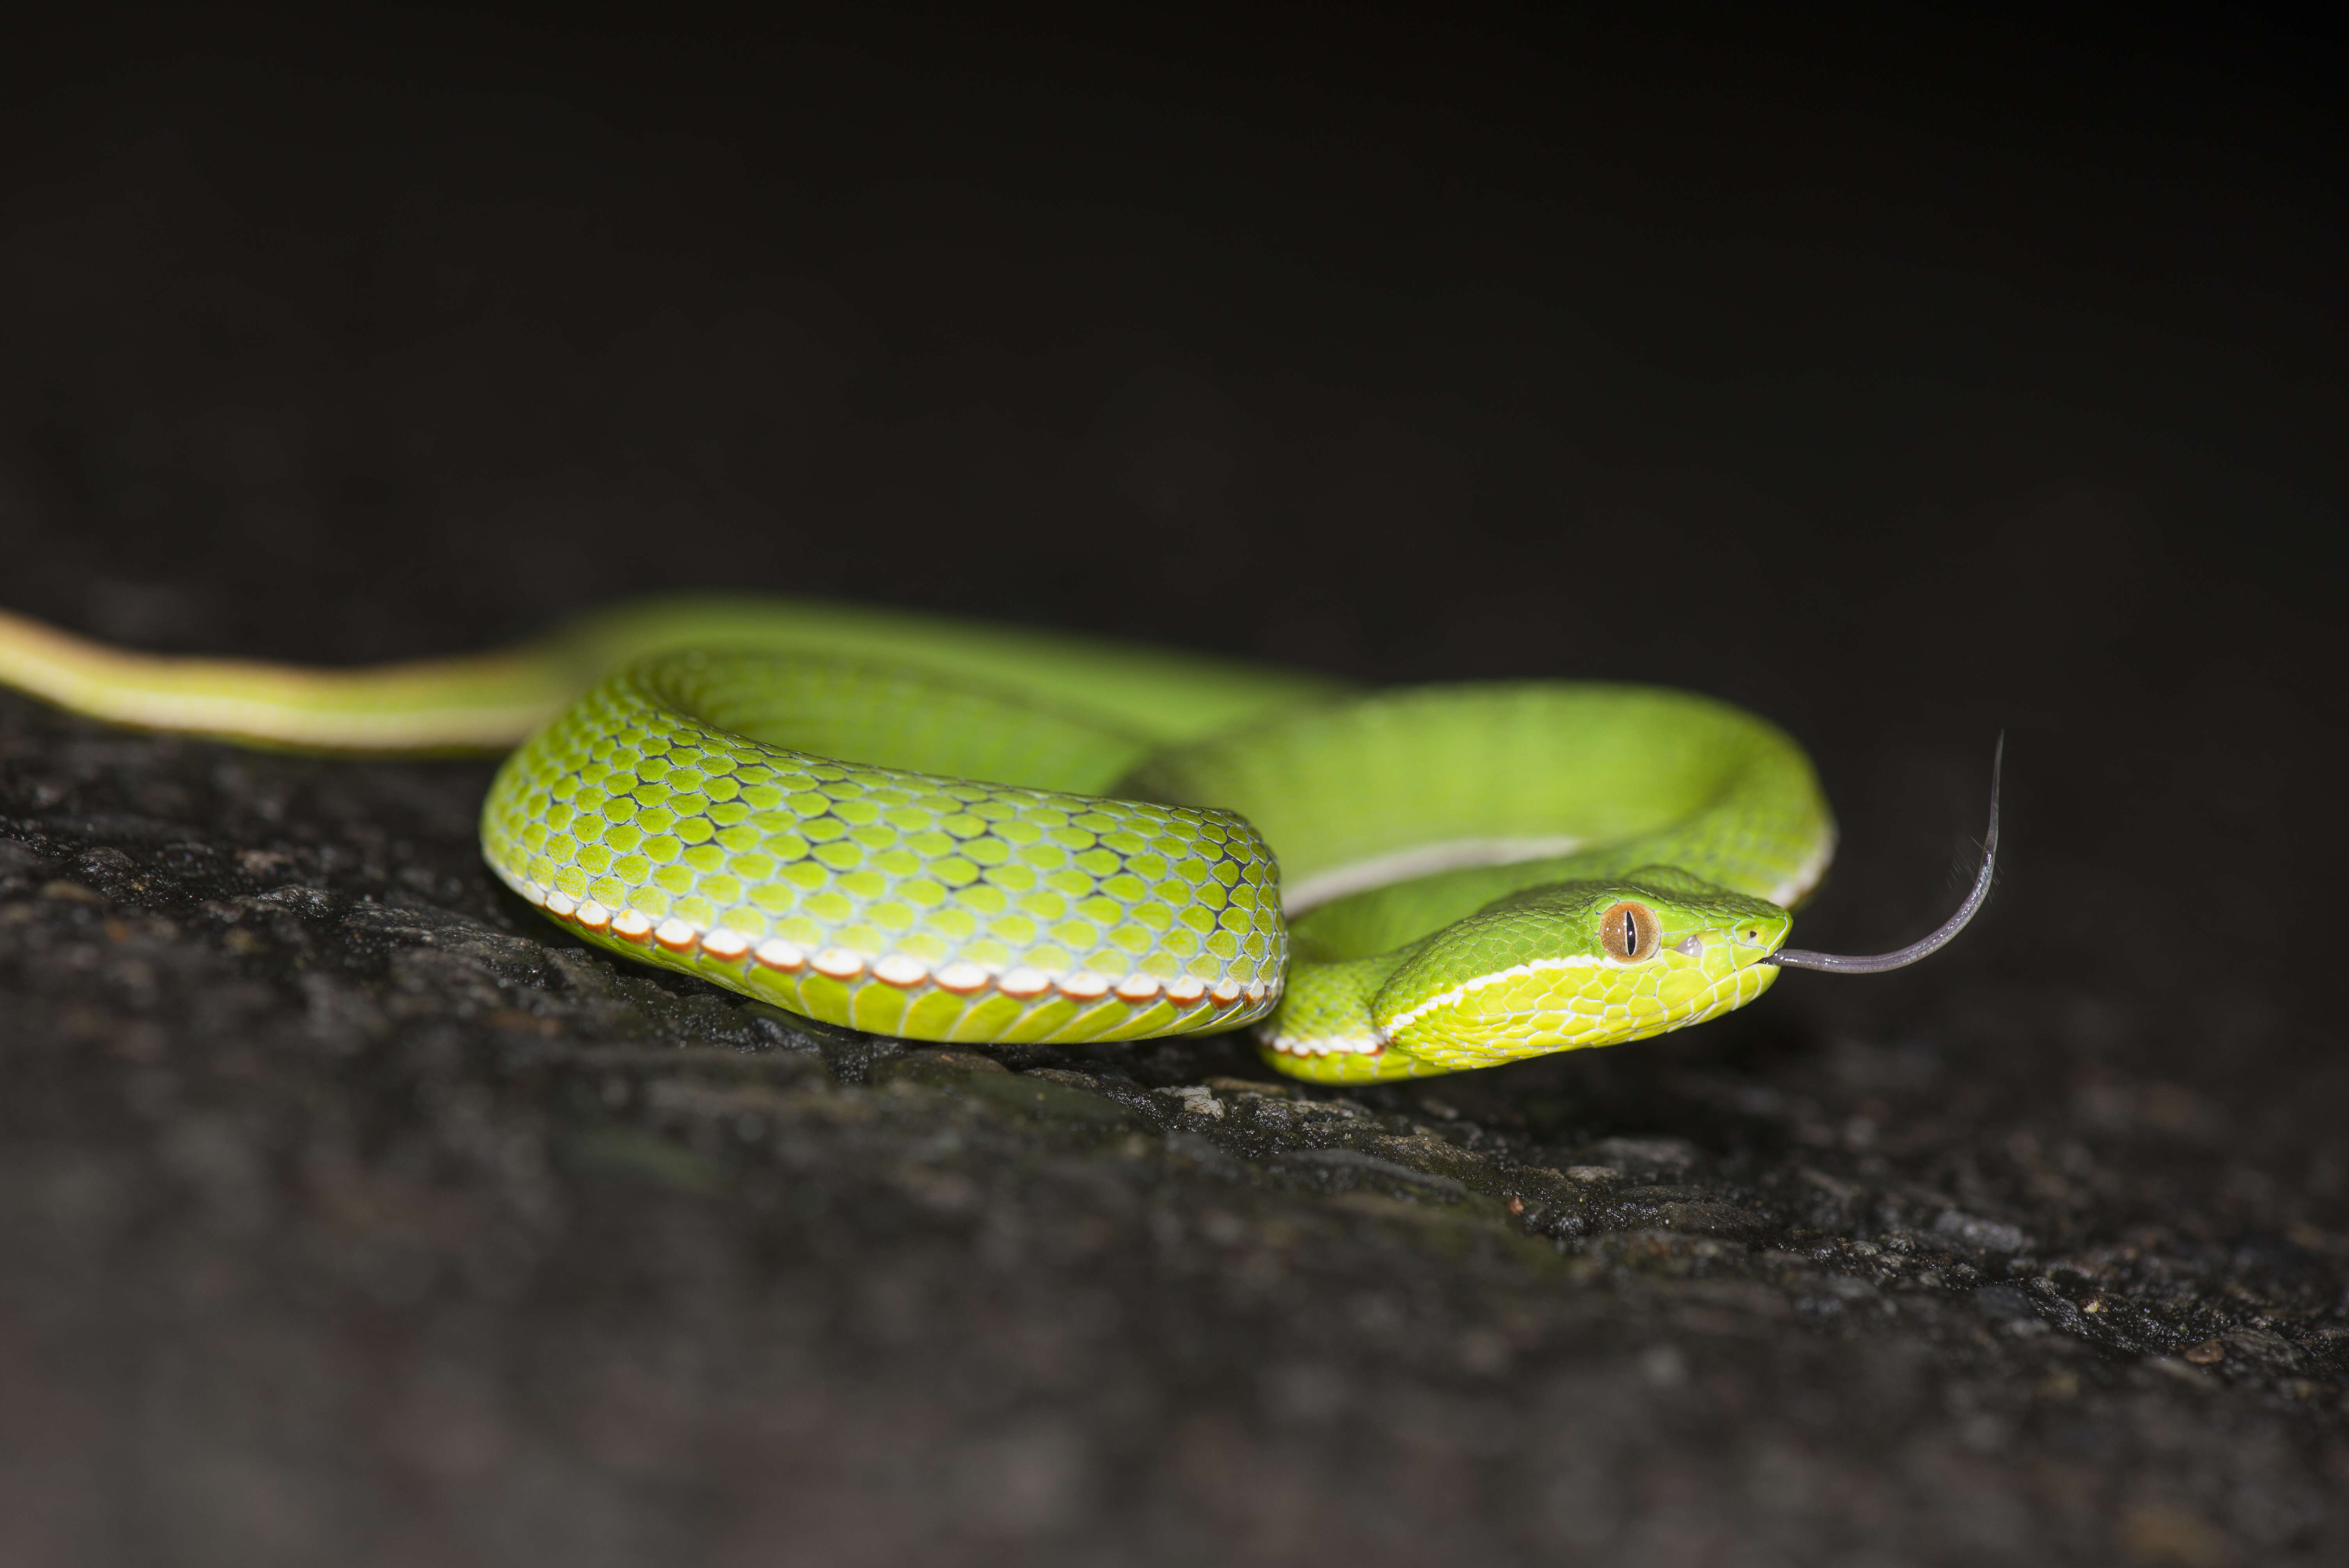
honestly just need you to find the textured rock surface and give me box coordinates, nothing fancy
[6,691,2345,1565]
[2,15,2344,1565]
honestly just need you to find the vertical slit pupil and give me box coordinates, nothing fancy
[1623,910,1639,955]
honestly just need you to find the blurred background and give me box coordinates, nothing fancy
[2,4,2344,1563]
[5,0,2342,1074]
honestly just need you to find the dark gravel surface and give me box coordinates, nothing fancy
[3,11,2345,1565]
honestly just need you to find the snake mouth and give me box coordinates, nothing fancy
[1722,927,1788,966]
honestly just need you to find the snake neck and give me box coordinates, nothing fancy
[1123,683,1834,1083]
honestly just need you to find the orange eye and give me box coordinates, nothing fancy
[1599,901,1661,962]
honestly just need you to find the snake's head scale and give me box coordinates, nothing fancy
[1568,868,1795,970]
[1363,869,1794,1058]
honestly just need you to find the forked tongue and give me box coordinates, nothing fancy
[1766,736,2001,975]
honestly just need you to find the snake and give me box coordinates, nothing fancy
[0,597,1994,1083]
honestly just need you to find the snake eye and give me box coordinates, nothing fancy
[1599,901,1661,962]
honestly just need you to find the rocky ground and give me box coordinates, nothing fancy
[2,11,2344,1565]
[6,687,2346,1566]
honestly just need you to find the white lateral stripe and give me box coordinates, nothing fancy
[1282,836,1588,914]
[873,954,927,986]
[494,846,1283,1012]
[1262,1031,1384,1056]
[1383,954,1608,1032]
[934,960,989,994]
[1768,829,1838,907]
[998,967,1050,998]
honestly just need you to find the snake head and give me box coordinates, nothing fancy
[1367,867,1793,1070]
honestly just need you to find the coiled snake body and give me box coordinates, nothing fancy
[0,597,1992,1082]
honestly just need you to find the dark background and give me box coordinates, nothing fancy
[2,4,2344,1563]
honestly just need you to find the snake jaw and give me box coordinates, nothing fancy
[1347,883,1797,1070]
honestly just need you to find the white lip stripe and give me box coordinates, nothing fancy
[1382,954,1609,1033]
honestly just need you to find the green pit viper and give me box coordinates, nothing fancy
[0,597,1994,1083]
